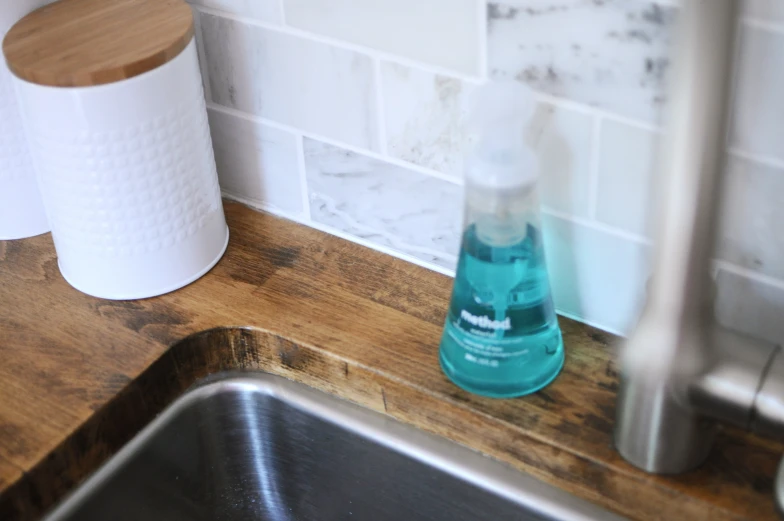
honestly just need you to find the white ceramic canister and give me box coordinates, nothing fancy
[0,0,49,240]
[12,38,229,299]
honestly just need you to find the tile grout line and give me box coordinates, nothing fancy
[206,102,463,186]
[744,17,784,35]
[373,58,389,156]
[191,7,213,102]
[278,0,287,25]
[713,259,784,293]
[728,147,784,172]
[296,135,312,222]
[534,91,662,133]
[222,191,304,224]
[586,115,603,220]
[224,191,458,277]
[542,207,653,247]
[723,16,744,148]
[556,308,625,338]
[303,221,457,277]
[477,0,488,79]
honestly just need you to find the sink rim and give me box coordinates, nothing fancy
[42,371,627,521]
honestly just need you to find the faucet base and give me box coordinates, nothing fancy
[615,374,716,475]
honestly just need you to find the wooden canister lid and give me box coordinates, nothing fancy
[3,0,194,87]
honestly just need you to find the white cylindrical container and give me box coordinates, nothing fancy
[12,39,229,299]
[0,0,49,240]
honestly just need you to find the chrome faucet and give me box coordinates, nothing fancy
[614,0,784,513]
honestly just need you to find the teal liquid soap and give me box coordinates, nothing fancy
[439,223,564,398]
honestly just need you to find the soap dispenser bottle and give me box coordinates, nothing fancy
[439,82,564,398]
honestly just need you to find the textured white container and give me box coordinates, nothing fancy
[0,0,49,240]
[13,40,228,299]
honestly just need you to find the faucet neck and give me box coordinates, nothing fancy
[615,0,741,474]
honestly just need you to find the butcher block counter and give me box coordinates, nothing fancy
[0,201,780,521]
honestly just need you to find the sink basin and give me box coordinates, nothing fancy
[43,373,626,521]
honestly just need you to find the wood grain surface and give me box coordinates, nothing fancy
[0,202,780,521]
[3,0,193,87]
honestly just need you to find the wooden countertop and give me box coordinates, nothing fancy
[0,201,780,521]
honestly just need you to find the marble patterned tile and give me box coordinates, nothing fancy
[717,156,784,281]
[381,62,475,178]
[543,213,651,335]
[304,139,462,269]
[488,0,676,122]
[188,0,284,23]
[199,13,379,151]
[595,120,660,237]
[208,109,303,216]
[730,25,784,162]
[283,0,480,75]
[715,269,784,346]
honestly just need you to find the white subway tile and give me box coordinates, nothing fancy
[304,139,462,269]
[381,63,475,178]
[188,0,284,23]
[199,13,379,151]
[488,1,676,123]
[595,120,659,237]
[533,104,595,219]
[208,108,304,215]
[282,0,480,76]
[715,269,784,346]
[730,25,784,162]
[542,213,651,335]
[717,156,784,281]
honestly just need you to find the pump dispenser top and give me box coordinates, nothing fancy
[465,81,539,191]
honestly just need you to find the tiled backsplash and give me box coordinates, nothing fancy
[189,0,784,338]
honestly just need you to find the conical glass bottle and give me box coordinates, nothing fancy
[439,82,564,398]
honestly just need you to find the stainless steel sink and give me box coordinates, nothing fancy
[43,373,625,521]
